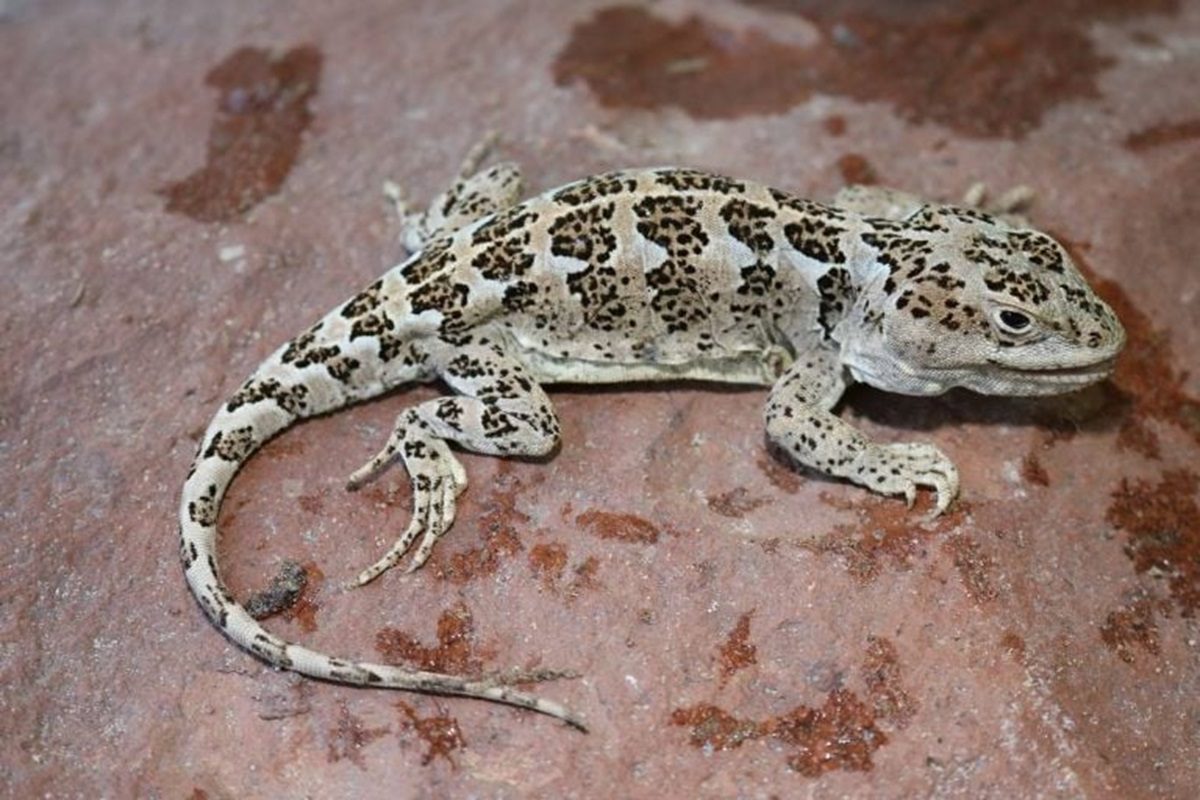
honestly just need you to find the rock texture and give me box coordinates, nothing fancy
[2,1,1198,797]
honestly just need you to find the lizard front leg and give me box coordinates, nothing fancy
[388,132,524,252]
[347,333,560,585]
[764,348,960,514]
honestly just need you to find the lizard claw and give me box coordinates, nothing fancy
[852,442,960,517]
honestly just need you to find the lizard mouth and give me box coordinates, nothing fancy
[995,355,1119,389]
[1025,355,1117,376]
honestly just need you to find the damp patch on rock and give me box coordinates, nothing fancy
[160,44,322,223]
[554,3,1180,137]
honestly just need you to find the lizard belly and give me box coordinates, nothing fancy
[511,332,793,386]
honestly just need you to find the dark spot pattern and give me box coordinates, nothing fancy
[982,267,1050,305]
[785,215,849,265]
[502,281,540,313]
[1008,230,1066,273]
[548,203,618,263]
[409,277,471,334]
[400,238,456,284]
[551,172,638,205]
[203,426,256,462]
[816,267,853,336]
[654,168,745,194]
[340,279,383,318]
[720,198,777,254]
[472,236,535,280]
[187,484,218,526]
[731,261,783,323]
[226,378,309,414]
[282,326,361,383]
[634,194,712,333]
[472,208,537,249]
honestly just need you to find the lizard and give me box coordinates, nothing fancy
[178,139,1125,731]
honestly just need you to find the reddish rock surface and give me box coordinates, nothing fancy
[3,1,1198,797]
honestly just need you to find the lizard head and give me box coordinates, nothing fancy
[839,208,1125,396]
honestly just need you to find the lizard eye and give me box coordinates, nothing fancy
[999,310,1030,330]
[990,307,1039,337]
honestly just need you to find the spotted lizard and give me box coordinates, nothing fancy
[179,139,1125,731]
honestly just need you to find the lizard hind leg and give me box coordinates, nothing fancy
[347,334,560,586]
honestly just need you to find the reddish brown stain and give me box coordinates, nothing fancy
[326,700,388,767]
[297,491,324,514]
[1000,631,1027,664]
[576,509,659,544]
[1107,469,1200,617]
[1124,118,1200,151]
[1021,451,1051,487]
[806,493,959,582]
[717,612,758,686]
[1063,238,1200,457]
[941,533,999,604]
[671,703,763,751]
[756,449,805,494]
[772,690,889,777]
[189,791,208,800]
[673,637,909,776]
[757,537,782,555]
[861,635,917,728]
[160,44,322,223]
[836,153,878,186]
[434,464,527,583]
[569,556,603,598]
[528,543,602,598]
[375,603,483,677]
[672,691,887,777]
[529,542,568,589]
[823,115,847,136]
[1100,592,1166,663]
[707,487,771,518]
[555,3,1178,137]
[396,701,466,766]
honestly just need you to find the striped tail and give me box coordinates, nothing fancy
[178,300,586,730]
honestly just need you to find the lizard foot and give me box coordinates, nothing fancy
[345,412,468,586]
[961,182,1036,227]
[851,441,960,518]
